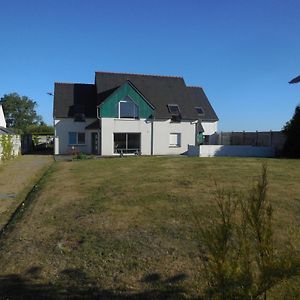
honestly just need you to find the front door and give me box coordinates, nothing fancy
[91,132,99,155]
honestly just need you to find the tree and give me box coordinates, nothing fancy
[25,123,54,135]
[282,105,300,158]
[193,165,300,299]
[0,93,43,132]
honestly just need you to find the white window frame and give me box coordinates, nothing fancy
[68,132,86,145]
[118,96,139,119]
[169,133,181,148]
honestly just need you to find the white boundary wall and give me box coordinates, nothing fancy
[188,145,275,158]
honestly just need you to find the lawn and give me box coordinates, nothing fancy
[0,157,300,299]
[0,155,53,229]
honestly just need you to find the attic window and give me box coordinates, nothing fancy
[74,113,86,122]
[118,96,139,119]
[195,107,205,116]
[167,104,180,115]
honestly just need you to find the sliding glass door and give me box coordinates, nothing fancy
[114,133,141,154]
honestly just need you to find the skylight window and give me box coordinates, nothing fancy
[167,104,180,115]
[195,106,205,116]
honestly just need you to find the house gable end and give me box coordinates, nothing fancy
[0,104,6,128]
[99,81,154,119]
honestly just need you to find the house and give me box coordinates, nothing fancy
[0,104,21,159]
[289,75,300,84]
[53,72,218,156]
[0,104,14,135]
[0,104,6,127]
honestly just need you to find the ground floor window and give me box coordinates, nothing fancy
[114,133,141,154]
[68,132,85,145]
[169,133,181,147]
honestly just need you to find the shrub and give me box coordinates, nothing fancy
[194,165,300,299]
[72,152,92,160]
[0,135,14,161]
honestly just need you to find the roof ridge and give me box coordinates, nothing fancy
[55,82,93,85]
[187,85,203,89]
[95,71,183,79]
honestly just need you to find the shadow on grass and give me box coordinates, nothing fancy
[0,267,197,299]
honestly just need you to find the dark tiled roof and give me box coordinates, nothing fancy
[186,87,219,121]
[54,83,96,118]
[0,127,14,134]
[85,120,100,129]
[289,75,300,84]
[54,72,218,121]
[95,72,187,119]
[95,72,218,121]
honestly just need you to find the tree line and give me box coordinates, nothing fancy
[0,93,53,135]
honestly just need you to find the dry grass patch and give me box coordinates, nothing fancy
[0,157,300,298]
[0,155,53,228]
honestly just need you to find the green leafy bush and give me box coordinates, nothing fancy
[0,135,14,161]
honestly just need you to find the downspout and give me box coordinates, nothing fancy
[195,122,198,145]
[150,114,154,156]
[97,105,101,155]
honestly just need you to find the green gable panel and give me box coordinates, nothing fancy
[99,82,154,118]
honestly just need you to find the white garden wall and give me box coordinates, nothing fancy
[188,145,275,158]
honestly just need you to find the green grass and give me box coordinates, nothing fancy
[0,157,300,299]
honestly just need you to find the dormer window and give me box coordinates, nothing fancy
[73,104,86,122]
[74,113,85,122]
[118,96,139,119]
[167,104,180,115]
[195,106,205,116]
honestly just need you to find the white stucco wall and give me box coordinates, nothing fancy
[0,104,6,128]
[101,118,199,156]
[202,121,218,135]
[54,118,99,154]
[55,117,218,156]
[152,120,196,155]
[101,118,152,155]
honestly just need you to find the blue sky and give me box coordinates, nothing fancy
[1,0,300,131]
